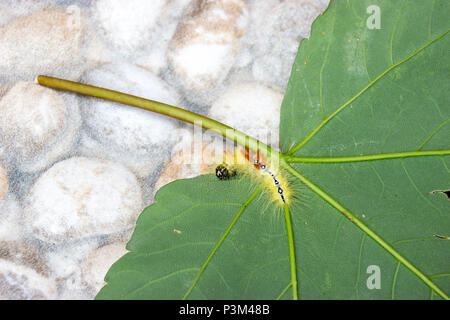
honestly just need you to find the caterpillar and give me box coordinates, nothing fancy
[214,147,292,206]
[253,160,286,203]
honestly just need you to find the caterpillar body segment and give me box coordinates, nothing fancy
[254,160,286,204]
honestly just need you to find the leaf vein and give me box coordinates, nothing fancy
[319,11,336,120]
[287,28,449,155]
[400,159,443,217]
[390,0,407,64]
[391,262,401,300]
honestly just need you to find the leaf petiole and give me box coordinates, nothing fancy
[36,75,280,164]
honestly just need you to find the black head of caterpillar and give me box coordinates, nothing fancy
[215,164,237,180]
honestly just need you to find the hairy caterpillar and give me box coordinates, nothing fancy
[253,160,286,203]
[214,147,294,207]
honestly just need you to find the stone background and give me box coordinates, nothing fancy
[0,0,329,299]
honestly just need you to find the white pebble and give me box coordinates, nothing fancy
[0,259,56,299]
[25,157,143,244]
[0,84,8,99]
[0,6,14,28]
[0,239,48,274]
[251,0,329,87]
[92,0,167,54]
[0,7,85,81]
[208,82,284,147]
[167,0,248,104]
[80,241,128,294]
[0,195,23,242]
[0,81,81,173]
[44,240,102,280]
[44,239,103,299]
[80,63,180,178]
[93,0,193,74]
[78,132,154,180]
[0,163,7,200]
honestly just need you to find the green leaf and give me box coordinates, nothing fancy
[96,0,449,300]
[97,176,296,299]
[280,0,450,299]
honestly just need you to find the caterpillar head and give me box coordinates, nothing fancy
[215,164,236,180]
